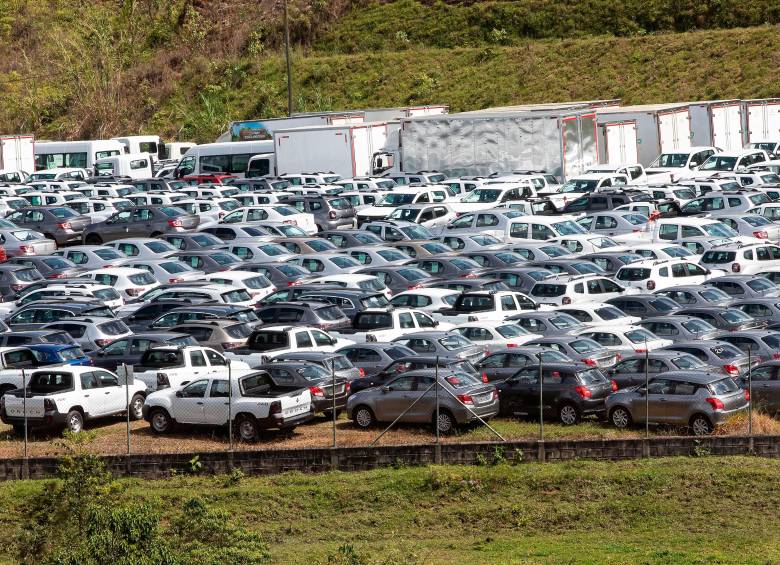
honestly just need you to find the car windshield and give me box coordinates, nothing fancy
[439,334,472,350]
[699,156,738,171]
[552,221,587,235]
[650,153,690,168]
[671,355,705,370]
[702,223,738,238]
[462,189,501,203]
[495,324,528,338]
[561,179,599,193]
[570,339,602,354]
[625,328,658,343]
[129,273,156,285]
[710,344,741,359]
[549,315,580,329]
[221,289,252,303]
[94,249,122,260]
[378,193,415,206]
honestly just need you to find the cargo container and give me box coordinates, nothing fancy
[688,100,746,151]
[0,135,35,174]
[596,103,692,166]
[273,122,400,178]
[744,98,780,144]
[399,108,599,179]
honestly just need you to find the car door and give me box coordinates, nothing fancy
[95,370,126,414]
[374,375,417,421]
[171,379,209,424]
[643,377,675,422]
[661,380,699,424]
[78,372,103,416]
[499,366,538,415]
[93,338,130,369]
[204,349,228,376]
[131,208,155,237]
[189,349,209,377]
[104,210,132,239]
[201,379,230,425]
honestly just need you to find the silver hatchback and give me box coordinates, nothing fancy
[606,370,748,435]
[347,369,499,433]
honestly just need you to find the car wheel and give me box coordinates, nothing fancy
[557,403,580,426]
[236,414,260,442]
[353,405,375,429]
[610,406,632,429]
[690,414,713,436]
[11,425,24,436]
[129,394,145,421]
[149,408,174,434]
[435,409,456,434]
[85,234,102,245]
[65,409,84,434]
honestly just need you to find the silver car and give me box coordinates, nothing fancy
[347,369,499,433]
[0,229,57,257]
[606,371,748,435]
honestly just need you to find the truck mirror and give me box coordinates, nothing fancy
[175,390,183,397]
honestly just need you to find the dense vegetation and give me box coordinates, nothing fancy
[0,0,779,142]
[0,455,780,563]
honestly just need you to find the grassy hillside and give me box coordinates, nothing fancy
[1,456,780,563]
[1,0,779,142]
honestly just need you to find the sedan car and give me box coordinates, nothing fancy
[286,253,364,276]
[714,213,780,240]
[704,275,780,299]
[54,245,127,269]
[577,325,672,355]
[121,258,204,284]
[5,255,84,279]
[506,311,586,337]
[270,351,362,382]
[653,285,734,307]
[357,265,434,295]
[605,351,713,389]
[106,238,178,259]
[82,205,199,244]
[659,340,755,377]
[391,331,484,366]
[6,206,91,245]
[451,322,541,353]
[347,369,499,434]
[675,306,765,332]
[318,229,385,249]
[161,231,225,251]
[637,315,720,342]
[238,262,312,288]
[0,229,57,257]
[525,336,619,369]
[171,249,244,274]
[606,371,748,435]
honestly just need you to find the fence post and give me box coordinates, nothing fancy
[748,346,754,454]
[434,358,441,464]
[227,360,234,471]
[332,359,337,449]
[123,364,130,455]
[644,341,650,458]
[21,368,28,480]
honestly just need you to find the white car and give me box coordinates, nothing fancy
[202,271,277,302]
[615,258,714,292]
[586,163,647,185]
[612,242,697,261]
[436,208,525,240]
[222,205,317,235]
[54,245,127,269]
[645,146,717,183]
[688,149,768,179]
[699,242,780,275]
[529,275,634,306]
[576,325,673,355]
[286,253,364,276]
[451,321,542,354]
[387,203,457,231]
[576,212,649,237]
[347,246,412,267]
[557,302,641,326]
[389,288,461,312]
[551,234,621,254]
[225,242,294,263]
[14,283,124,311]
[120,258,204,284]
[502,215,588,243]
[226,325,354,365]
[449,182,534,214]
[82,266,159,300]
[539,173,629,208]
[137,283,257,309]
[107,238,178,259]
[356,186,452,224]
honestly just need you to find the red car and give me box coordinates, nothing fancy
[181,173,237,185]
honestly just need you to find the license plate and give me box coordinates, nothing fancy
[284,404,309,417]
[475,393,492,403]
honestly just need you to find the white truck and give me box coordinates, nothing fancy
[117,346,253,393]
[435,291,538,324]
[331,309,453,344]
[225,325,354,367]
[0,134,35,177]
[142,371,313,441]
[0,366,147,434]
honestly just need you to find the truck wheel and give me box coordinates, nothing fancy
[149,408,174,434]
[128,394,144,421]
[353,406,375,429]
[236,415,260,443]
[65,410,84,434]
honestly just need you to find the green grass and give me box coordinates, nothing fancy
[0,456,778,563]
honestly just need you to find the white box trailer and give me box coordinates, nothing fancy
[273,122,399,178]
[0,135,35,173]
[596,103,692,166]
[688,100,746,151]
[745,98,780,143]
[399,108,599,179]
[363,105,449,122]
[220,111,365,142]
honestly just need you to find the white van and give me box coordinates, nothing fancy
[159,142,195,161]
[112,135,161,162]
[174,141,274,179]
[34,140,124,171]
[93,154,153,180]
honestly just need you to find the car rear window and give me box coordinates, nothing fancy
[222,289,252,303]
[59,347,85,361]
[15,269,42,282]
[248,331,289,351]
[129,272,156,286]
[141,350,183,367]
[702,251,736,264]
[443,372,481,388]
[29,372,73,393]
[439,335,472,351]
[549,315,580,329]
[531,284,566,297]
[747,278,776,291]
[708,377,740,395]
[594,307,624,321]
[617,268,650,281]
[361,294,390,309]
[315,306,345,321]
[226,323,252,339]
[495,324,528,338]
[570,339,602,354]
[244,276,272,289]
[99,321,130,335]
[170,335,198,346]
[710,344,740,359]
[94,288,121,301]
[625,329,657,343]
[386,346,414,359]
[576,368,607,385]
[358,279,386,292]
[354,312,392,330]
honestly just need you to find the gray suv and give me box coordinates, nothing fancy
[286,195,356,231]
[606,371,748,435]
[346,369,499,434]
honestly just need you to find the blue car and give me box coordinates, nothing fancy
[26,344,92,367]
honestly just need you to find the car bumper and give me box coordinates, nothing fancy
[313,395,348,413]
[579,397,607,416]
[258,407,315,429]
[711,403,748,426]
[458,401,499,423]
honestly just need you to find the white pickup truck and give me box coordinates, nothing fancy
[435,291,538,324]
[0,366,147,433]
[331,308,453,343]
[117,346,253,392]
[225,325,355,367]
[142,371,313,442]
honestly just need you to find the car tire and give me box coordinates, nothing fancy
[11,425,24,436]
[352,405,375,429]
[236,414,260,443]
[128,394,145,421]
[85,234,102,245]
[557,402,580,426]
[65,409,84,434]
[609,406,632,429]
[435,409,456,434]
[149,408,174,434]
[690,413,713,436]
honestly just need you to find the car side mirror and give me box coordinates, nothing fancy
[636,387,646,396]
[175,390,183,397]
[433,320,439,327]
[382,385,392,393]
[689,161,698,168]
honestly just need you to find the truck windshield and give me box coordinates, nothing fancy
[650,153,690,168]
[699,156,738,171]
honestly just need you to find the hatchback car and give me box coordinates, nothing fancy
[660,340,754,377]
[42,316,132,352]
[170,320,253,352]
[474,347,573,382]
[606,351,713,389]
[606,371,748,435]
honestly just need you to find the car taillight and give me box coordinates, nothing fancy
[562,296,571,305]
[731,263,741,273]
[221,342,242,349]
[456,394,474,405]
[745,389,751,401]
[581,358,597,366]
[492,389,498,400]
[288,279,303,287]
[705,397,725,410]
[773,353,780,359]
[43,399,56,411]
[329,211,337,219]
[358,367,365,377]
[635,348,647,353]
[481,372,488,383]
[218,212,225,219]
[168,277,184,284]
[723,364,740,376]
[459,273,478,279]
[48,273,67,279]
[57,222,72,230]
[345,382,351,393]
[611,380,618,392]
[19,245,33,255]
[168,219,183,228]
[753,230,768,239]
[615,353,622,361]
[126,288,143,296]
[269,401,282,415]
[574,386,592,399]
[646,280,656,290]
[157,372,170,388]
[309,386,325,397]
[407,283,422,290]
[94,339,111,348]
[506,343,518,348]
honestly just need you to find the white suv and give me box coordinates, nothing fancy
[529,275,633,306]
[615,258,714,292]
[699,242,780,275]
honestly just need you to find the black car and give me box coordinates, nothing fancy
[578,251,645,275]
[297,288,391,321]
[253,302,350,331]
[0,329,77,347]
[336,343,416,377]
[428,277,509,292]
[171,249,244,274]
[88,332,198,370]
[121,300,184,331]
[145,304,261,331]
[486,267,555,294]
[318,229,384,249]
[475,346,573,382]
[349,355,480,395]
[495,362,613,424]
[405,255,488,280]
[6,302,115,329]
[256,362,349,416]
[356,265,434,294]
